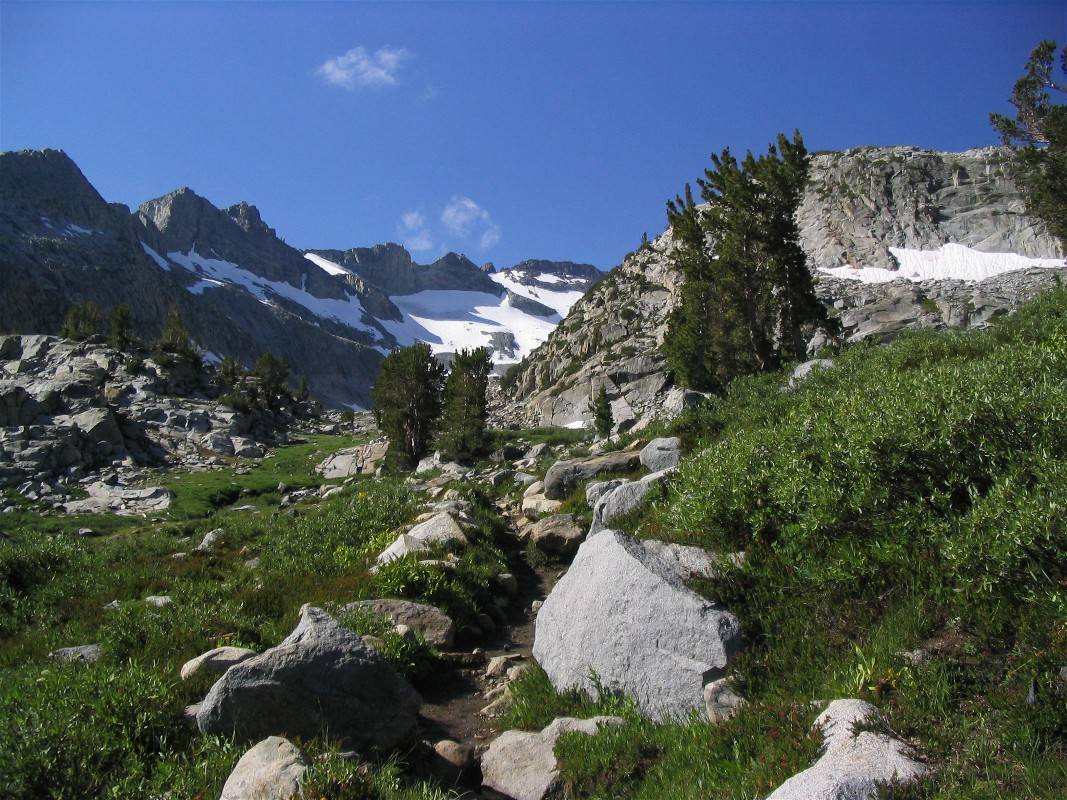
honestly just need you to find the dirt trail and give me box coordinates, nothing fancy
[417,498,558,748]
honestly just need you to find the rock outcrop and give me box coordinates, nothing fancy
[196,605,421,749]
[342,598,456,649]
[533,530,741,720]
[500,146,1065,430]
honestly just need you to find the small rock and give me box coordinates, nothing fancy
[704,678,745,724]
[220,736,307,800]
[528,514,584,556]
[48,644,102,664]
[639,437,682,472]
[194,528,223,552]
[145,595,173,608]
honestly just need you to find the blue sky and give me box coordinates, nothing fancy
[2,1,1064,269]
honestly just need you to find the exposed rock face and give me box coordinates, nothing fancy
[500,146,1064,429]
[0,334,306,497]
[481,716,625,800]
[48,644,102,664]
[308,244,503,296]
[341,598,456,649]
[375,512,469,565]
[196,605,421,749]
[533,530,741,720]
[766,699,925,800]
[219,737,307,800]
[0,149,386,408]
[797,146,1061,271]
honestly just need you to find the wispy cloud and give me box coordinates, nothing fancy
[317,46,412,90]
[404,229,434,253]
[398,209,433,252]
[479,224,502,250]
[400,210,424,231]
[441,196,490,236]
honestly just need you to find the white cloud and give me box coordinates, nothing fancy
[441,196,490,236]
[479,224,502,250]
[317,46,411,90]
[400,210,424,231]
[404,229,434,253]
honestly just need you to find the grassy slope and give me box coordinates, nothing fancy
[0,432,508,799]
[505,287,1067,799]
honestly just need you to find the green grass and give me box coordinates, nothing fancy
[1,441,509,797]
[504,287,1067,799]
[161,432,362,518]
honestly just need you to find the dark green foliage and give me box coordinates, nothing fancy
[436,347,492,463]
[991,40,1067,244]
[60,301,101,341]
[663,132,830,392]
[373,344,445,467]
[153,305,200,368]
[107,303,134,352]
[217,355,242,389]
[588,384,613,437]
[253,352,290,407]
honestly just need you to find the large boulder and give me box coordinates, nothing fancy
[541,451,641,500]
[588,471,669,534]
[375,512,469,565]
[481,716,625,800]
[196,605,421,749]
[220,736,307,800]
[317,440,389,478]
[527,514,584,556]
[533,530,740,720]
[638,437,681,472]
[341,598,456,649]
[766,699,925,800]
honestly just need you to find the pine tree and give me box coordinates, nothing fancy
[372,343,445,467]
[218,356,243,389]
[663,131,829,392]
[154,305,201,368]
[436,347,492,463]
[588,384,614,438]
[108,304,134,352]
[60,302,101,341]
[253,353,290,407]
[991,39,1067,244]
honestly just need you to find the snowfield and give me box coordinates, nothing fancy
[490,271,586,317]
[304,252,351,276]
[820,243,1065,284]
[383,289,562,364]
[165,248,379,335]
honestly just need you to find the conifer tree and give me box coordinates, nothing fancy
[436,347,492,463]
[154,305,201,368]
[663,131,829,392]
[60,302,101,341]
[108,304,134,352]
[588,384,614,438]
[253,352,290,407]
[372,343,445,467]
[991,39,1067,244]
[218,356,242,389]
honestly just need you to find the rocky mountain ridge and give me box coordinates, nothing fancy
[0,149,601,406]
[500,145,1066,429]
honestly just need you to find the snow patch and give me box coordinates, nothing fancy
[304,252,351,276]
[167,248,378,335]
[382,288,562,364]
[140,242,171,271]
[490,272,585,318]
[564,420,587,429]
[63,223,96,237]
[821,243,1065,284]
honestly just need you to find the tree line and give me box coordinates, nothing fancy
[60,301,308,412]
[372,344,492,468]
